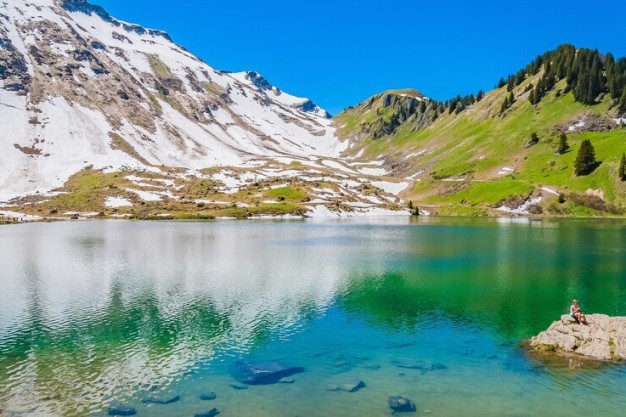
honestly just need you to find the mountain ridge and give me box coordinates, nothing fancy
[0,0,409,219]
[1,0,625,220]
[335,44,626,216]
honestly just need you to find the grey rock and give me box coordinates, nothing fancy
[388,396,416,412]
[326,380,366,392]
[230,382,249,390]
[392,359,447,372]
[278,377,295,383]
[229,360,304,385]
[107,405,137,416]
[199,392,217,401]
[194,408,220,417]
[529,314,626,361]
[141,394,180,404]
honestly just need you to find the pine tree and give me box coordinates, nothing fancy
[619,87,626,113]
[557,132,569,154]
[508,91,515,104]
[529,88,536,105]
[574,139,597,176]
[476,90,484,102]
[500,96,509,114]
[497,77,506,89]
[507,76,515,92]
[619,153,626,181]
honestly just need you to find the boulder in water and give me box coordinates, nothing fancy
[194,408,220,417]
[141,394,180,404]
[326,380,366,392]
[199,392,217,401]
[229,361,304,385]
[107,405,137,416]
[529,314,626,362]
[388,396,416,412]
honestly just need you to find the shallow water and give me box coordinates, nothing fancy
[1,217,625,416]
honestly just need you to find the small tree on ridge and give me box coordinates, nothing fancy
[574,139,597,176]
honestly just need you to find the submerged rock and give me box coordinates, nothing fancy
[392,359,447,372]
[229,361,304,385]
[141,394,180,404]
[529,314,626,361]
[388,396,416,412]
[326,380,366,392]
[194,408,220,417]
[199,392,217,401]
[230,382,249,390]
[107,405,137,416]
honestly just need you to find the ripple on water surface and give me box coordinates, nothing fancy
[1,219,626,416]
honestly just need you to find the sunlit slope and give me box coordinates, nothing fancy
[336,72,626,216]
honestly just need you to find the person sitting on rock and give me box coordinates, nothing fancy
[570,299,588,325]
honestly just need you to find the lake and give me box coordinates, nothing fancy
[1,217,625,416]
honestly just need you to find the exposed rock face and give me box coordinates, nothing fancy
[529,314,626,361]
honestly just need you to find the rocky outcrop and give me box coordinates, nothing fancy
[529,314,626,361]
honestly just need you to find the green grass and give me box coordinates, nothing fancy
[266,187,308,201]
[202,82,224,95]
[48,170,126,211]
[147,54,174,78]
[343,79,626,215]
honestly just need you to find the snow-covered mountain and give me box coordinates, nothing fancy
[0,0,408,217]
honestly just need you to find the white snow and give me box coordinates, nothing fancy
[125,188,163,201]
[371,181,409,195]
[568,120,586,131]
[0,210,42,221]
[497,167,515,176]
[358,167,387,176]
[541,187,560,196]
[496,197,543,215]
[306,204,409,218]
[105,197,133,208]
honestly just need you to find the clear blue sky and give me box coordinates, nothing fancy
[95,0,626,115]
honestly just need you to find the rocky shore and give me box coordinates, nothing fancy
[529,314,626,361]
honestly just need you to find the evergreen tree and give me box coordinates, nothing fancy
[507,76,515,92]
[574,139,597,175]
[500,96,509,114]
[529,88,537,105]
[619,153,626,181]
[619,87,626,113]
[476,90,484,102]
[508,92,515,104]
[557,132,569,154]
[497,77,506,89]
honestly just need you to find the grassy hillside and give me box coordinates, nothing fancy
[335,53,626,217]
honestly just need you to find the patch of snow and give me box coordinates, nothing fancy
[371,181,408,195]
[497,167,515,176]
[125,188,163,201]
[105,197,133,208]
[496,197,543,215]
[568,120,586,132]
[404,150,427,159]
[541,187,559,196]
[0,211,42,221]
[358,167,387,176]
[321,160,358,174]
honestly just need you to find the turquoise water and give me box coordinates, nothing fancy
[1,217,626,416]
